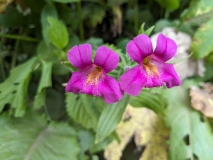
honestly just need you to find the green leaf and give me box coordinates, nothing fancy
[41,5,58,44]
[191,17,213,59]
[51,0,79,3]
[95,94,130,143]
[0,57,38,117]
[47,17,69,49]
[183,0,213,20]
[52,63,71,76]
[34,61,53,109]
[165,82,213,160]
[36,41,59,62]
[0,110,80,160]
[66,93,106,130]
[155,0,179,10]
[130,89,166,115]
[138,23,155,36]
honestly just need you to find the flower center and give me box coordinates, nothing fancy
[142,57,159,77]
[85,66,103,85]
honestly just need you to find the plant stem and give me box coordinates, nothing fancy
[11,38,20,69]
[134,0,139,34]
[0,56,6,81]
[0,34,39,42]
[77,1,84,41]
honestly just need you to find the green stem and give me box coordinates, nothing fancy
[77,2,84,41]
[0,34,39,42]
[11,38,20,69]
[0,56,6,81]
[134,0,139,34]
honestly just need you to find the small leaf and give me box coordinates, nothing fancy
[0,57,38,117]
[47,17,69,49]
[41,5,58,44]
[34,61,53,109]
[66,93,105,130]
[51,0,79,3]
[191,17,213,59]
[0,110,80,160]
[138,23,155,36]
[95,94,130,143]
[155,0,179,10]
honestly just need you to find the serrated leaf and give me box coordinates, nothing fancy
[191,17,213,59]
[155,0,179,10]
[34,61,53,109]
[66,93,105,130]
[47,17,69,49]
[183,0,213,20]
[41,5,58,44]
[95,94,130,143]
[104,105,169,160]
[51,0,79,3]
[0,110,80,160]
[0,57,38,117]
[165,82,213,160]
[130,89,166,115]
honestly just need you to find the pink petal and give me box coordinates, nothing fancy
[126,34,153,64]
[160,64,181,88]
[94,46,119,73]
[153,34,177,62]
[65,71,86,93]
[68,43,93,70]
[119,66,146,96]
[98,75,123,104]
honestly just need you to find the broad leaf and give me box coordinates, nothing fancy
[34,61,53,109]
[51,0,80,3]
[191,17,213,59]
[165,83,213,160]
[95,94,130,143]
[155,0,179,10]
[0,57,39,117]
[183,0,213,20]
[41,5,58,44]
[130,89,166,115]
[47,17,69,49]
[66,93,105,130]
[0,111,80,160]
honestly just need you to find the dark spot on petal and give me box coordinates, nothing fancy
[14,82,19,85]
[12,90,17,94]
[183,134,190,146]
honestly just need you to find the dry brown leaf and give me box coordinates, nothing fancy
[190,83,213,117]
[0,0,13,13]
[104,105,169,160]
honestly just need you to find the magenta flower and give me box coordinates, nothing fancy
[119,34,181,96]
[66,44,123,104]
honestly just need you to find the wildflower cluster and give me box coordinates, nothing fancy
[66,34,181,104]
